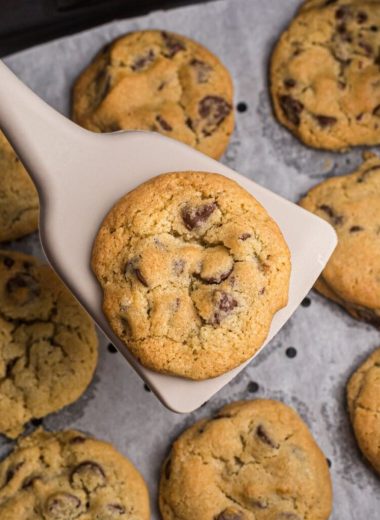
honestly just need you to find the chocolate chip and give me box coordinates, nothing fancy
[198,265,234,285]
[373,105,380,117]
[190,58,212,83]
[199,96,232,135]
[215,508,244,520]
[350,225,363,233]
[211,291,238,325]
[315,115,337,127]
[70,461,106,491]
[239,233,251,241]
[301,297,311,308]
[370,25,378,32]
[5,273,41,305]
[318,204,344,225]
[107,504,126,515]
[134,268,148,287]
[165,458,171,479]
[156,115,172,131]
[45,492,81,518]
[2,256,14,268]
[186,117,194,131]
[181,202,217,230]
[256,425,279,448]
[335,6,350,20]
[279,95,304,126]
[161,31,186,57]
[324,0,337,4]
[357,11,368,24]
[131,49,155,71]
[284,78,296,88]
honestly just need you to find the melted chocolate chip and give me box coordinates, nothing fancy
[181,202,217,230]
[219,292,238,313]
[318,204,343,225]
[357,11,368,24]
[335,6,350,20]
[134,268,148,287]
[131,49,155,71]
[239,233,251,241]
[256,425,279,448]
[70,461,106,491]
[199,96,232,135]
[315,115,337,128]
[162,31,186,57]
[349,225,363,233]
[45,492,81,518]
[3,256,14,268]
[279,95,304,126]
[156,115,173,131]
[190,58,212,83]
[373,105,380,117]
[211,291,238,326]
[6,273,41,305]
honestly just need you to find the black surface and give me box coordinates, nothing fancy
[0,0,216,57]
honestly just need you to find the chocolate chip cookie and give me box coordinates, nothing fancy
[299,152,380,328]
[0,250,98,439]
[347,347,380,474]
[72,30,234,159]
[0,428,150,519]
[0,130,39,242]
[271,1,380,150]
[159,399,332,520]
[92,172,291,380]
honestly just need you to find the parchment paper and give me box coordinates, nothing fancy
[2,1,379,517]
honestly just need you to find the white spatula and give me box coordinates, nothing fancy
[0,61,337,413]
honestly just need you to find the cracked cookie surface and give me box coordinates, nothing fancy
[347,347,380,474]
[299,152,380,328]
[159,399,332,520]
[0,131,39,242]
[0,428,150,519]
[92,172,290,380]
[271,0,380,150]
[72,30,234,159]
[0,250,98,439]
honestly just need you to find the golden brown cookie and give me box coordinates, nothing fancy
[159,399,333,520]
[0,428,150,519]
[299,153,380,328]
[72,30,234,159]
[347,347,380,474]
[271,0,380,150]
[0,130,39,242]
[92,172,291,380]
[0,250,98,439]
